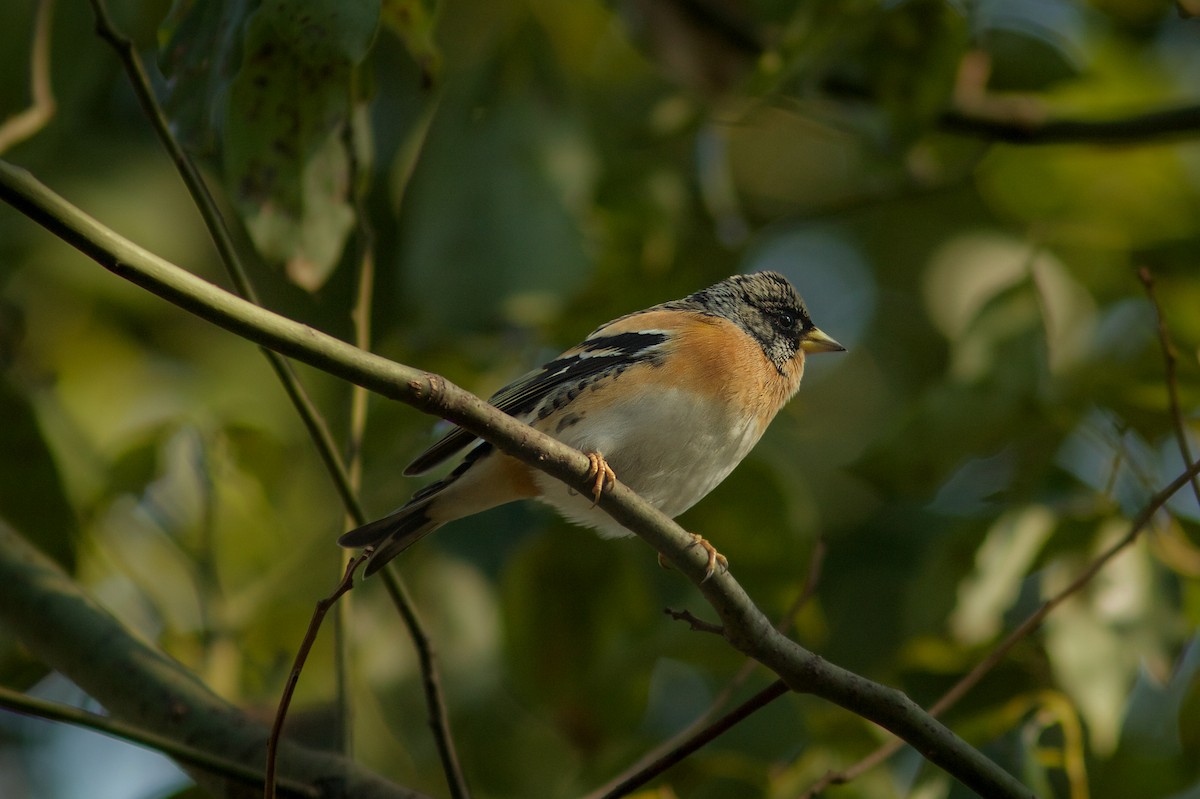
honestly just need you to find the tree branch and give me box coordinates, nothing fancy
[596,680,790,799]
[1138,266,1200,508]
[0,521,426,799]
[0,159,1032,798]
[939,102,1200,145]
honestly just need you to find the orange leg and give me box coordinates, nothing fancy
[584,451,616,508]
[657,533,729,582]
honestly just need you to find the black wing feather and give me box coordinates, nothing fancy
[403,330,668,475]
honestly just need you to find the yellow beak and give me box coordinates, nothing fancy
[799,326,845,354]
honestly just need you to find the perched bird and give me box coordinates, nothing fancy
[340,271,843,578]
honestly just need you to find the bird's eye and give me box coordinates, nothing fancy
[776,311,796,328]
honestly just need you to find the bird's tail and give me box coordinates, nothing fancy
[339,480,448,576]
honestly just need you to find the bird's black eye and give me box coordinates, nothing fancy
[776,311,796,328]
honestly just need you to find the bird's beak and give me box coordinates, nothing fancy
[799,326,845,354]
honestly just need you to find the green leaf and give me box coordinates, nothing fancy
[950,505,1055,645]
[222,0,380,289]
[261,0,381,64]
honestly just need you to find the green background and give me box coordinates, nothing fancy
[1,0,1199,797]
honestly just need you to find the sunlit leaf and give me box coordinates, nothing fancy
[1042,519,1169,754]
[951,505,1055,645]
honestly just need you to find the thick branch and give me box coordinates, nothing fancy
[0,522,425,799]
[0,159,1031,798]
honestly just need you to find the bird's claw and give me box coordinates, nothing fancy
[658,533,729,582]
[687,533,729,582]
[584,451,616,508]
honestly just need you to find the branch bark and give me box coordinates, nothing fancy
[0,159,1033,798]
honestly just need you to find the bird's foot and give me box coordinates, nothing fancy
[658,533,729,582]
[584,451,616,508]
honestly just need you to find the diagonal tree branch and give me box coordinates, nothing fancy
[0,158,1034,798]
[0,521,426,799]
[1138,266,1200,508]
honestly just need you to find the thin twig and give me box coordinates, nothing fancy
[0,685,318,798]
[664,607,726,635]
[333,78,376,767]
[1138,266,1200,508]
[798,459,1200,798]
[0,0,56,154]
[266,555,368,799]
[598,681,790,799]
[338,81,470,796]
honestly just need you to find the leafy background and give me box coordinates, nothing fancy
[1,0,1199,797]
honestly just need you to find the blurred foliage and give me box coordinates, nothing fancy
[2,0,1200,797]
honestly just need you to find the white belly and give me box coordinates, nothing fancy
[531,387,765,537]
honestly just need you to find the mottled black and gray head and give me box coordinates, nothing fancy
[666,271,844,371]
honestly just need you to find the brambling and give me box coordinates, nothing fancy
[340,271,843,578]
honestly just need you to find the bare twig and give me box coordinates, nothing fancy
[0,0,56,154]
[664,607,726,635]
[333,83,375,769]
[1138,266,1200,508]
[598,680,790,799]
[266,555,369,799]
[799,458,1200,797]
[339,86,470,797]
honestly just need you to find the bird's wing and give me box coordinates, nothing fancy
[403,328,671,475]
